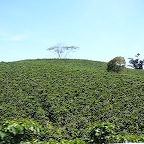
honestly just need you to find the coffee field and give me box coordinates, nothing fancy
[0,59,144,143]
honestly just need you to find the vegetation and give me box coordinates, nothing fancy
[89,122,117,144]
[0,119,43,144]
[0,59,144,143]
[128,53,144,69]
[107,56,126,72]
[47,43,79,58]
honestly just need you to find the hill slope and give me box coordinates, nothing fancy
[0,59,144,139]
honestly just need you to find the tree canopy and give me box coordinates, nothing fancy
[128,53,144,69]
[107,56,126,72]
[47,43,79,58]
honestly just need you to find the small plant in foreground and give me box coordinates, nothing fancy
[0,119,43,144]
[88,122,117,144]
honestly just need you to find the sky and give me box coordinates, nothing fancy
[0,0,144,64]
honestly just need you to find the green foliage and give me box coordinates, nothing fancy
[20,138,85,144]
[88,122,144,143]
[89,122,117,144]
[114,133,144,143]
[107,56,126,72]
[0,59,144,141]
[50,138,85,144]
[0,119,43,144]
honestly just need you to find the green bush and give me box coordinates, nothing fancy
[20,138,85,144]
[0,119,43,144]
[114,134,144,143]
[107,56,126,72]
[88,122,144,143]
[88,122,117,144]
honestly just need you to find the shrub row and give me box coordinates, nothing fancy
[0,59,144,141]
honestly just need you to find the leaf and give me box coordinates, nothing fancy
[0,131,6,140]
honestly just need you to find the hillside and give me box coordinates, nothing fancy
[0,59,144,140]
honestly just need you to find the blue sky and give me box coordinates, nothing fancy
[0,0,144,63]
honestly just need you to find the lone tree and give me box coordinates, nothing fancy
[107,56,126,73]
[128,53,144,69]
[47,43,79,58]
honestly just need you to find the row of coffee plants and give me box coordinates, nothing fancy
[0,120,144,143]
[0,59,144,141]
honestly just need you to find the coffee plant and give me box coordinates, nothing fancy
[0,59,144,142]
[0,119,43,144]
